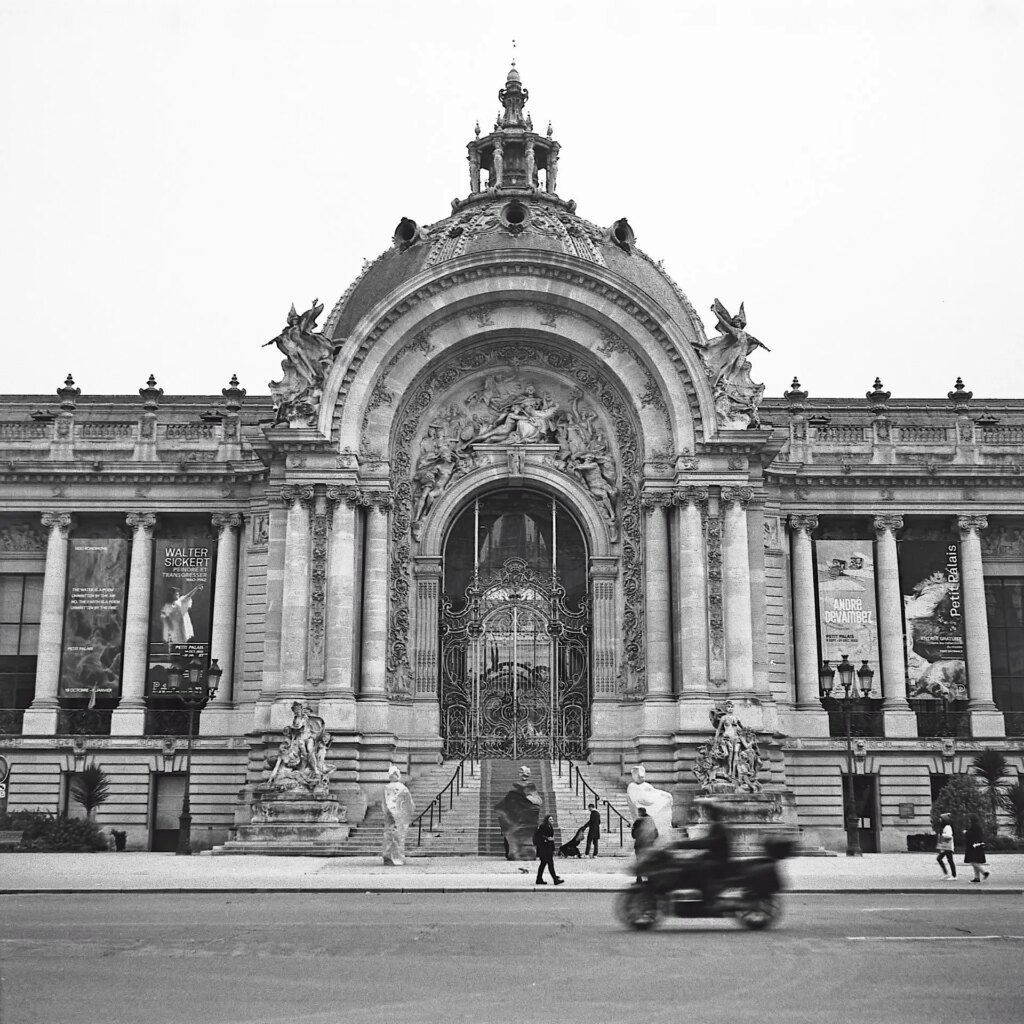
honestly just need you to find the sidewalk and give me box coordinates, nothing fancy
[3,851,1023,894]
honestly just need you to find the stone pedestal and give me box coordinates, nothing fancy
[687,791,802,856]
[212,788,351,856]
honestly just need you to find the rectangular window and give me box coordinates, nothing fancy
[0,573,43,709]
[986,578,1024,735]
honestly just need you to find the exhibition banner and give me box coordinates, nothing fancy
[59,537,130,697]
[147,537,216,698]
[898,541,967,700]
[815,540,881,696]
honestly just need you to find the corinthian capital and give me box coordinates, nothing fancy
[720,486,754,509]
[280,485,315,508]
[640,491,672,513]
[788,514,819,536]
[41,511,71,535]
[211,512,243,533]
[873,514,904,537]
[125,512,157,533]
[958,514,988,537]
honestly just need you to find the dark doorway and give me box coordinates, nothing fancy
[150,773,185,852]
[843,772,880,853]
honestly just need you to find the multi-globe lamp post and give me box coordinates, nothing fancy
[165,656,222,856]
[819,653,874,857]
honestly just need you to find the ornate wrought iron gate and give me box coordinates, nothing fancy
[440,557,589,759]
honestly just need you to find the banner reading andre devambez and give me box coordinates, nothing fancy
[815,540,881,695]
[899,540,967,701]
[147,538,216,698]
[59,537,130,697]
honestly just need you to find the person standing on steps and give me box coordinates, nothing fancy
[935,812,956,879]
[585,802,601,858]
[963,816,991,883]
[533,815,563,885]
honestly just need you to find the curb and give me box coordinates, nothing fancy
[3,887,1023,896]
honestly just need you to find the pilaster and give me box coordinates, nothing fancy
[721,487,755,692]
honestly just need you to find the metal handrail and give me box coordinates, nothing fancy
[413,753,475,847]
[556,756,631,848]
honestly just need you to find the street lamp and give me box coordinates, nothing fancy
[167,657,222,856]
[819,654,873,857]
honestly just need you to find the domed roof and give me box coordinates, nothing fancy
[322,71,706,346]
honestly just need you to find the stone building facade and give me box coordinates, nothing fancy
[1,67,1021,852]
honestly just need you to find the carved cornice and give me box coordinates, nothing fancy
[788,514,819,536]
[211,512,243,532]
[957,514,989,537]
[125,512,157,533]
[873,514,904,537]
[40,511,72,535]
[720,486,754,509]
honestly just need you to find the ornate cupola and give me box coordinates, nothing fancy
[466,63,561,195]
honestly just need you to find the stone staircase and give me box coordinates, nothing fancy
[342,760,476,856]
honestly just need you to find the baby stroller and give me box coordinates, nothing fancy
[558,822,589,858]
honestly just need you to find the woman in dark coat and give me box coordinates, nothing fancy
[963,817,991,883]
[534,815,563,885]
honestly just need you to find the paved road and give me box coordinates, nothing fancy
[1,892,1021,1024]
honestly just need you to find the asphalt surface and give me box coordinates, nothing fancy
[1,891,1022,1024]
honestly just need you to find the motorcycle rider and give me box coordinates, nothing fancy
[672,801,732,900]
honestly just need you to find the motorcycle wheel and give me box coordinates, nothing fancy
[736,894,780,930]
[614,887,661,931]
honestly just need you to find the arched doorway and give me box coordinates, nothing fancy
[439,489,590,759]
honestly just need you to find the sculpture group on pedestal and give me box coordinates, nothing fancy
[266,702,334,795]
[697,299,770,430]
[692,701,765,794]
[625,765,674,838]
[381,764,416,866]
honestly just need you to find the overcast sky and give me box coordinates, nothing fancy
[1,0,1020,404]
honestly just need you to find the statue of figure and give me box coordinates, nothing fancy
[572,453,617,523]
[547,145,559,193]
[491,139,504,188]
[625,764,673,838]
[266,701,334,793]
[525,138,536,187]
[698,299,770,430]
[381,764,416,865]
[468,148,481,193]
[692,700,765,794]
[494,765,543,860]
[264,301,340,427]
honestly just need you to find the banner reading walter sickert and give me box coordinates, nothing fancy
[59,537,130,697]
[147,537,216,698]
[815,540,881,696]
[899,541,967,701]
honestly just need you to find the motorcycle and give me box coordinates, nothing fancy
[615,837,794,931]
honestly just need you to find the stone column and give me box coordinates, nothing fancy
[23,511,71,735]
[959,515,1004,737]
[788,515,829,737]
[642,494,673,700]
[360,493,392,700]
[721,487,755,691]
[873,514,917,737]
[111,511,157,736]
[675,487,709,695]
[320,488,362,730]
[201,512,241,735]
[278,485,313,701]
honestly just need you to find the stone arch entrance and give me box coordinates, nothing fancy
[439,489,590,759]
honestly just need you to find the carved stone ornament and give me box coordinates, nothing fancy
[211,512,243,533]
[692,701,765,794]
[251,514,270,547]
[788,514,819,536]
[957,514,988,538]
[704,513,724,663]
[695,299,770,429]
[873,514,904,537]
[264,701,334,796]
[306,499,330,685]
[1,518,50,550]
[981,523,1024,558]
[125,512,157,533]
[388,340,645,690]
[265,301,341,428]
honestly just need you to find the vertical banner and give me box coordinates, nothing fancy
[147,538,216,697]
[59,537,130,697]
[899,541,967,700]
[815,541,881,695]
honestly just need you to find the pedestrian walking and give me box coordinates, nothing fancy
[935,812,956,879]
[963,816,991,883]
[533,815,564,886]
[631,806,659,884]
[584,802,601,858]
